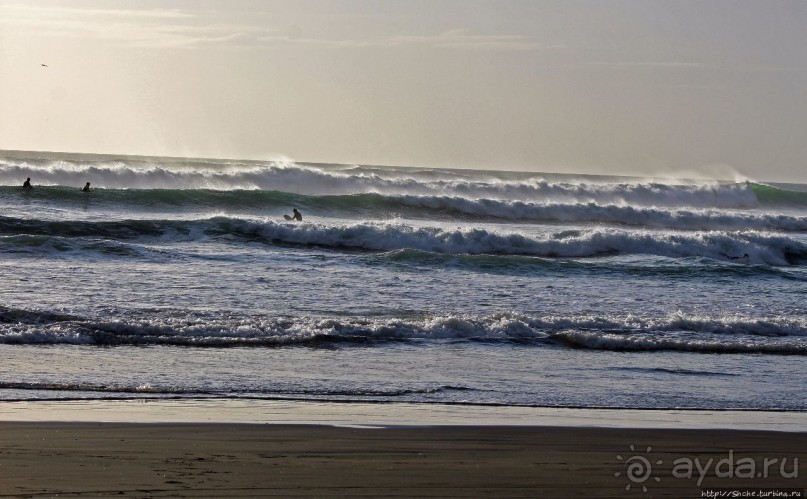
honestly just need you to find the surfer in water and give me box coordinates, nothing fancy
[22,178,32,189]
[284,208,303,221]
[82,182,91,192]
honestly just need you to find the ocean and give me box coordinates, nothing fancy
[1,150,806,411]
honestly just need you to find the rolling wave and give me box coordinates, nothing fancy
[751,182,807,207]
[3,186,807,233]
[2,157,792,208]
[221,220,807,265]
[367,194,807,230]
[371,248,807,280]
[552,331,804,355]
[1,307,805,354]
[2,215,806,265]
[0,380,471,399]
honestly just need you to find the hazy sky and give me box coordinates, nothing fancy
[1,0,805,181]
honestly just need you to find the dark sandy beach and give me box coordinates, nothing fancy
[1,422,805,498]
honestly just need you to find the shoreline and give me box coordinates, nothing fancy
[1,421,805,497]
[3,399,806,496]
[2,398,806,431]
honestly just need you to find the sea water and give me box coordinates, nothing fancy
[1,151,806,410]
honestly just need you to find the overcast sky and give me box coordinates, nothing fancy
[1,0,805,182]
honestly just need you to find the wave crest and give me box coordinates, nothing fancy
[3,215,806,265]
[2,308,806,354]
[0,158,773,208]
[223,220,807,265]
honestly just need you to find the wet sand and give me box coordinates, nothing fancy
[1,422,805,498]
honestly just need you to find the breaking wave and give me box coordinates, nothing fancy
[1,307,806,354]
[0,380,473,399]
[3,157,796,208]
[4,215,805,265]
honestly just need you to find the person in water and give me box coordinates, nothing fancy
[82,182,91,192]
[22,178,32,189]
[292,208,302,221]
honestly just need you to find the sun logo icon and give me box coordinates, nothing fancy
[615,444,663,493]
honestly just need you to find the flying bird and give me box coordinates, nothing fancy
[41,64,48,67]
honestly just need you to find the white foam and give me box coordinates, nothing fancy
[390,196,807,230]
[0,159,760,208]
[232,220,806,265]
[2,311,805,347]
